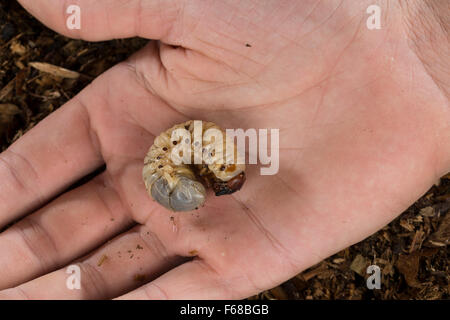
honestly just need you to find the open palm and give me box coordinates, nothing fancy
[0,0,448,299]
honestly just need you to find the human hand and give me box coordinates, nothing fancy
[0,0,448,299]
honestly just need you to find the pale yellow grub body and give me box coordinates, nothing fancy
[143,120,246,212]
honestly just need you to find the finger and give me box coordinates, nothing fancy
[0,40,177,228]
[0,171,136,290]
[0,225,185,299]
[0,94,103,227]
[18,0,184,41]
[0,38,192,295]
[117,259,248,300]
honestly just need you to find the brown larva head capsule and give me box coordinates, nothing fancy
[212,172,246,196]
[143,120,246,212]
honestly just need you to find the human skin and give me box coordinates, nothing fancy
[0,0,448,299]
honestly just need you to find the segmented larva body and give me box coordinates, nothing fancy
[143,120,246,212]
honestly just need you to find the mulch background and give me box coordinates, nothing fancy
[1,1,448,300]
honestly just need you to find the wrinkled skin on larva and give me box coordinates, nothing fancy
[143,120,246,211]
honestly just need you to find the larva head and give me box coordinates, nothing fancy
[150,176,206,212]
[212,172,246,196]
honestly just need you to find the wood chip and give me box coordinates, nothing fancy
[0,103,22,139]
[0,78,15,101]
[0,103,21,118]
[350,254,369,276]
[400,219,415,231]
[409,229,425,253]
[428,213,450,245]
[396,253,420,287]
[10,40,26,55]
[268,286,289,300]
[29,62,80,79]
[332,258,345,264]
[419,206,435,217]
[300,262,329,281]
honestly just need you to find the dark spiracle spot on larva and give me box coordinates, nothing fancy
[142,120,246,212]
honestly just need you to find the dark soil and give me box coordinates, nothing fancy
[1,1,448,300]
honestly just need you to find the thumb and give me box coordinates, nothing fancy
[18,0,184,42]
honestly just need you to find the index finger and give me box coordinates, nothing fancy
[0,92,103,227]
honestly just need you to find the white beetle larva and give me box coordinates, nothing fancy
[143,120,246,212]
